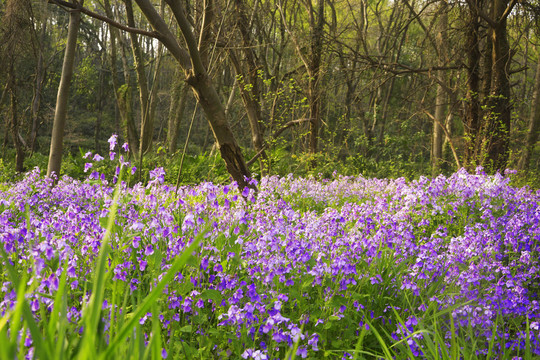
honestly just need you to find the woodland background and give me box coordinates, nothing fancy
[1,0,539,186]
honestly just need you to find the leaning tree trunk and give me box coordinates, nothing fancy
[136,0,252,189]
[186,72,252,188]
[47,7,80,180]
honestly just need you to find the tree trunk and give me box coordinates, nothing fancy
[94,53,105,153]
[231,0,268,175]
[137,0,252,189]
[308,0,325,157]
[229,51,267,175]
[103,0,139,155]
[519,47,540,171]
[8,63,25,172]
[464,0,482,169]
[125,0,153,155]
[118,35,140,154]
[47,7,80,180]
[483,0,512,171]
[167,73,188,154]
[29,16,48,154]
[185,71,252,188]
[432,0,448,176]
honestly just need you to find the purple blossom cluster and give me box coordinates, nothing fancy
[1,165,539,358]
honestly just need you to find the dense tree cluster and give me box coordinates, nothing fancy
[0,0,539,184]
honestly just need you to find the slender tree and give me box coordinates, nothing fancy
[47,1,81,179]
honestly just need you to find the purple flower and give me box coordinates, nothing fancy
[122,142,129,152]
[83,151,92,159]
[241,349,267,360]
[149,167,166,185]
[93,154,104,162]
[308,333,319,351]
[31,299,39,312]
[296,346,308,358]
[84,163,93,173]
[145,245,154,256]
[108,134,118,151]
[139,260,147,271]
[67,266,77,278]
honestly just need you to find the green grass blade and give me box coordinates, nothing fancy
[0,247,51,359]
[364,317,394,359]
[49,264,69,358]
[102,233,202,358]
[79,171,123,359]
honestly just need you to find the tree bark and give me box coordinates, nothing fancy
[103,0,138,155]
[308,0,325,157]
[29,15,48,154]
[167,73,188,154]
[229,51,267,175]
[8,62,25,172]
[483,0,513,171]
[137,0,252,188]
[185,71,252,188]
[47,5,80,180]
[125,0,153,155]
[432,0,448,175]
[519,48,540,171]
[231,0,268,175]
[464,0,482,169]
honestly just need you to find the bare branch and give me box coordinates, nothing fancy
[48,0,159,38]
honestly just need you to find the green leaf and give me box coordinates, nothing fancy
[179,325,192,333]
[99,217,108,230]
[201,289,222,304]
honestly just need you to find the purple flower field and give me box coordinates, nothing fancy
[1,164,539,358]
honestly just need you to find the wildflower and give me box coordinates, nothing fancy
[145,245,154,256]
[108,134,118,151]
[93,154,104,161]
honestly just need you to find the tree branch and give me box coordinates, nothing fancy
[164,0,207,74]
[500,0,518,23]
[48,0,160,39]
[133,0,192,70]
